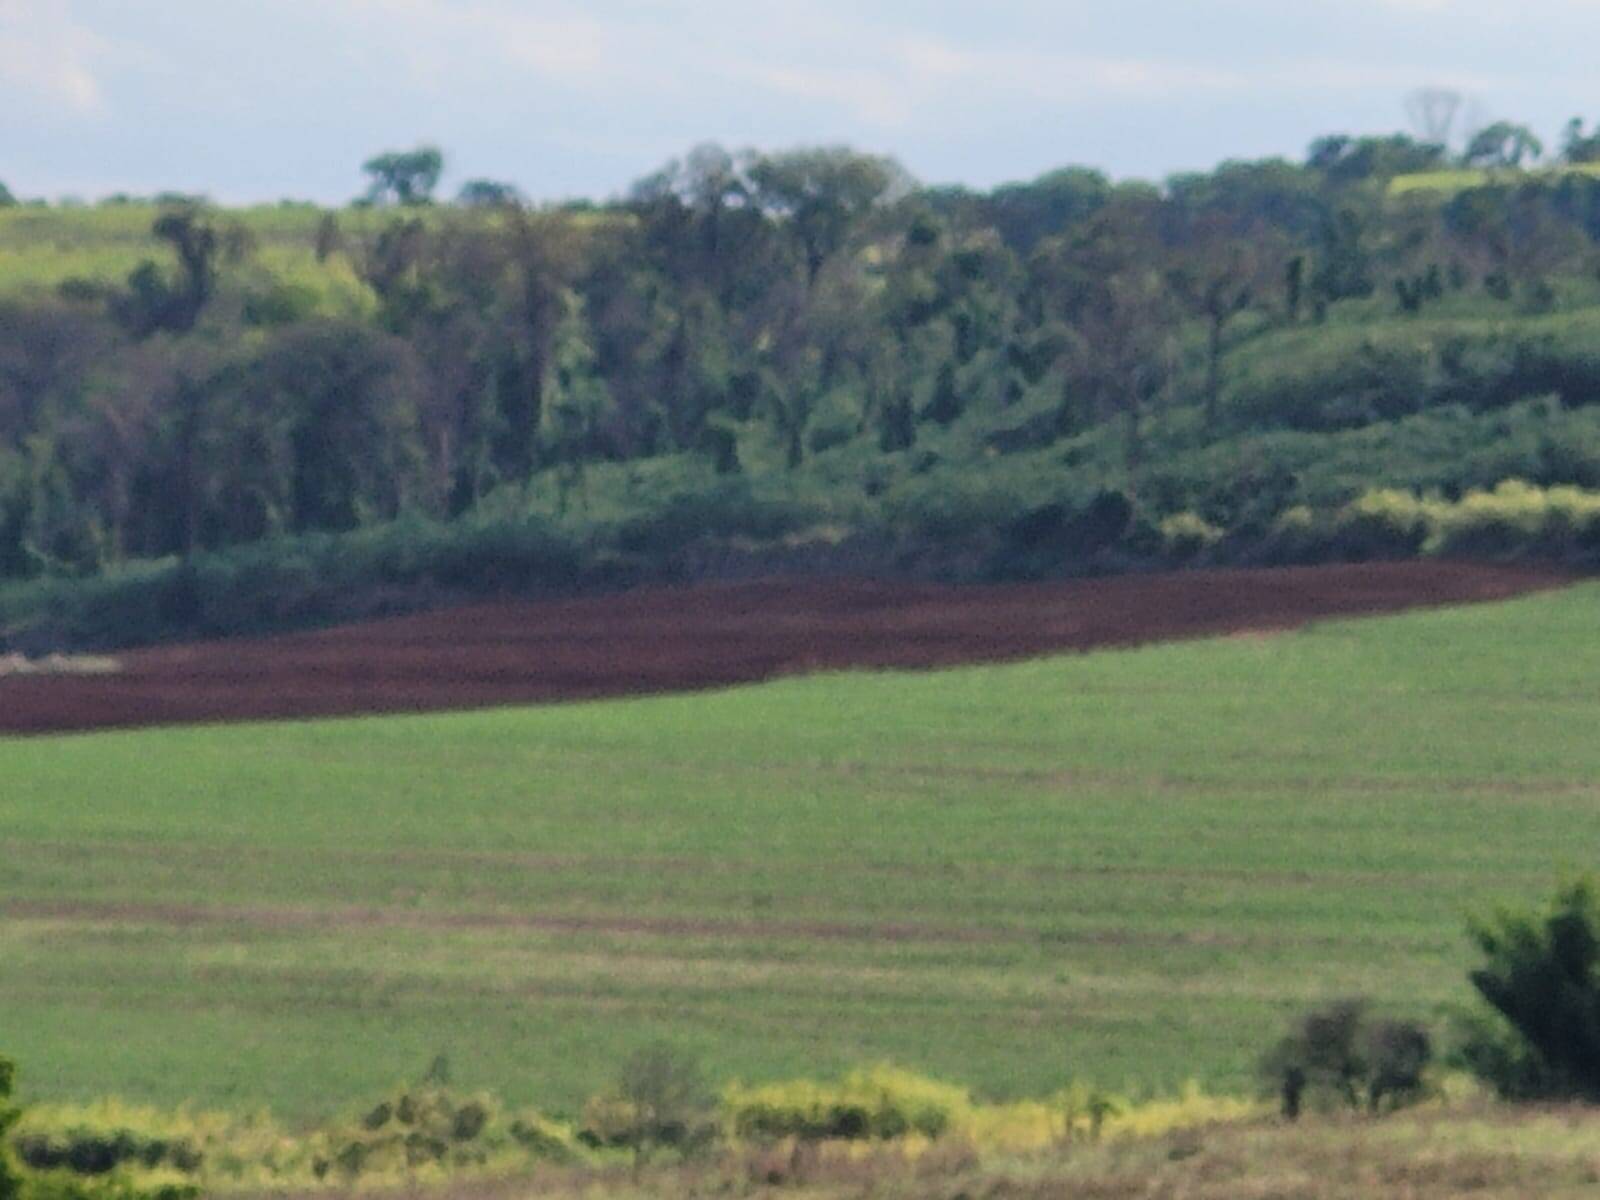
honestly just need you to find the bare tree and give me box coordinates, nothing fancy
[1406,87,1464,148]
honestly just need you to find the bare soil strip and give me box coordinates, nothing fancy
[0,562,1568,735]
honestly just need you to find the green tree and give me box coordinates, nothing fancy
[362,146,445,206]
[114,204,252,337]
[1463,122,1544,169]
[0,1053,20,1200]
[543,291,613,513]
[1561,118,1600,164]
[745,146,910,285]
[1462,877,1600,1100]
[457,179,524,208]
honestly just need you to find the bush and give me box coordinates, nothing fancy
[309,1082,575,1179]
[1261,1000,1432,1118]
[724,1066,970,1143]
[579,1045,716,1160]
[1158,512,1224,560]
[1,1056,20,1200]
[1330,489,1434,560]
[1459,877,1600,1100]
[1431,480,1600,561]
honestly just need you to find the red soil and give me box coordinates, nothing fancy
[0,562,1569,736]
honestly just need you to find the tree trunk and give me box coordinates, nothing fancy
[1205,313,1224,429]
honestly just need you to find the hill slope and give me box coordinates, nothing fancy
[1,581,1594,1115]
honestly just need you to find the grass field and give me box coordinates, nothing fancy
[2,583,1597,1120]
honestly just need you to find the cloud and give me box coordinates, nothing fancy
[0,1,110,115]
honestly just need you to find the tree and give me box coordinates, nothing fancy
[1167,216,1279,427]
[542,290,613,514]
[1406,87,1464,148]
[1462,877,1600,1100]
[114,204,252,337]
[1262,1000,1431,1119]
[580,1044,715,1168]
[0,182,14,208]
[986,166,1111,253]
[457,179,524,208]
[1561,118,1600,164]
[0,1053,20,1200]
[1066,268,1178,471]
[745,146,910,285]
[618,1044,714,1165]
[1462,122,1544,169]
[362,146,445,206]
[245,322,428,532]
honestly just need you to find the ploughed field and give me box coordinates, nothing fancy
[0,565,1595,1119]
[0,562,1563,734]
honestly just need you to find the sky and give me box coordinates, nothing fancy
[3,0,1599,205]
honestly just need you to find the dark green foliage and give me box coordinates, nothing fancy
[1261,1001,1431,1118]
[311,1080,572,1179]
[1,1056,20,1200]
[362,147,444,207]
[10,133,1600,644]
[12,1133,201,1177]
[1461,878,1600,1100]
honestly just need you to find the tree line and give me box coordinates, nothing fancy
[6,117,1600,581]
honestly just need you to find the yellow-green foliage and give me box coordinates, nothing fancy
[725,1066,971,1142]
[12,1099,285,1191]
[1101,1081,1265,1139]
[1335,479,1600,559]
[1388,162,1600,196]
[11,1089,580,1194]
[1431,479,1600,556]
[723,1068,1260,1155]
[1159,511,1224,558]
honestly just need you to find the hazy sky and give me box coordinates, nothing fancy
[4,0,1598,204]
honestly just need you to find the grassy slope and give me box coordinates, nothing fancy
[1,584,1596,1118]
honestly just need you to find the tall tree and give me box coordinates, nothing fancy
[362,146,445,206]
[745,147,910,285]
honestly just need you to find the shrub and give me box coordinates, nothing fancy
[1430,480,1600,561]
[1330,489,1434,560]
[724,1066,970,1143]
[1459,877,1600,1100]
[1158,512,1223,560]
[309,1083,574,1179]
[579,1045,716,1160]
[1,1056,20,1200]
[1261,1000,1432,1118]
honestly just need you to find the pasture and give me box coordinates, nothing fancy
[1,582,1597,1118]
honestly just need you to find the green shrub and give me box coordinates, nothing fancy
[310,1082,574,1179]
[1158,512,1224,560]
[1330,489,1434,559]
[578,1045,716,1160]
[1261,1000,1432,1118]
[1430,480,1600,560]
[1,1056,20,1200]
[1459,877,1600,1101]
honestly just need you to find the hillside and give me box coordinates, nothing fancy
[4,138,1600,648]
[2,581,1595,1115]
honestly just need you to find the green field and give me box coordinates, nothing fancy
[2,584,1596,1119]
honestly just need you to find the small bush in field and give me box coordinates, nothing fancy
[725,1066,970,1142]
[1261,999,1432,1118]
[579,1044,716,1161]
